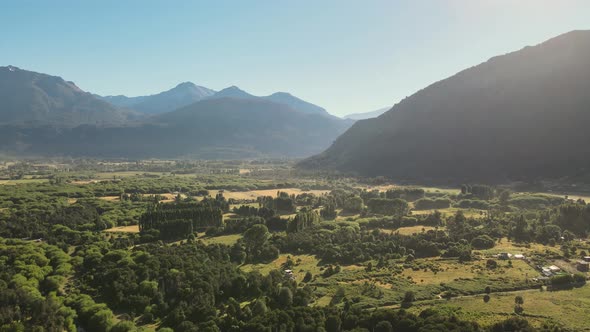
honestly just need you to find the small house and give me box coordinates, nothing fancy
[514,254,525,260]
[541,267,552,277]
[498,253,510,260]
[577,261,589,272]
[549,265,561,273]
[583,256,590,262]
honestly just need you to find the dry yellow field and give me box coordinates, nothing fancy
[411,207,485,218]
[222,188,330,200]
[196,233,242,246]
[98,196,120,202]
[104,225,140,233]
[392,225,439,236]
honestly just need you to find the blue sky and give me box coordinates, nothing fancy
[1,0,589,116]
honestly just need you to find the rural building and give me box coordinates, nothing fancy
[514,254,525,260]
[284,269,295,280]
[549,265,561,273]
[541,267,552,277]
[583,256,590,262]
[578,261,590,272]
[499,253,511,260]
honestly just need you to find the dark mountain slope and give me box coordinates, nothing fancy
[300,30,590,182]
[0,66,131,127]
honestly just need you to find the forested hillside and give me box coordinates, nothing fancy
[301,30,590,183]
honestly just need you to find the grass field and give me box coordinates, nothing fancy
[400,258,537,287]
[98,196,120,202]
[104,225,140,233]
[223,188,330,201]
[411,207,485,218]
[391,225,439,236]
[478,238,561,256]
[241,254,323,282]
[408,284,590,330]
[0,178,48,185]
[196,233,242,246]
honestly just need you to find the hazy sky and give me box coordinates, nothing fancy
[1,0,589,116]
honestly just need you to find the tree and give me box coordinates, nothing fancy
[325,315,342,332]
[499,189,511,205]
[403,291,416,303]
[375,321,393,332]
[514,296,524,314]
[243,224,270,249]
[471,235,495,249]
[88,309,114,332]
[343,196,364,213]
[111,321,137,332]
[277,287,293,308]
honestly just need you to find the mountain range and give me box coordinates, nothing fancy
[0,66,135,127]
[300,30,590,183]
[0,66,352,158]
[343,107,390,120]
[98,82,216,115]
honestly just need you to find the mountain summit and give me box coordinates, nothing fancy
[99,81,215,115]
[300,30,590,182]
[0,66,130,127]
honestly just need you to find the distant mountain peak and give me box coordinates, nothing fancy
[175,81,197,88]
[98,82,216,115]
[221,85,246,93]
[270,92,293,97]
[210,86,256,100]
[0,66,130,127]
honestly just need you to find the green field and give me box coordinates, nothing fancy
[407,285,590,330]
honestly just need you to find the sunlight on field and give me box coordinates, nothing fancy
[479,238,561,256]
[104,225,140,233]
[0,179,48,185]
[415,285,590,330]
[241,254,322,282]
[392,225,439,236]
[411,207,485,218]
[197,233,242,246]
[401,258,538,286]
[98,196,120,202]
[223,188,330,201]
[421,187,461,195]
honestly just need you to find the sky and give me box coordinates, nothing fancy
[1,0,590,117]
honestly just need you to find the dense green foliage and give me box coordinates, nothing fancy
[0,162,588,330]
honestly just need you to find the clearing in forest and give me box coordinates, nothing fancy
[222,188,330,200]
[104,225,140,233]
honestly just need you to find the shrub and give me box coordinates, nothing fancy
[471,235,495,249]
